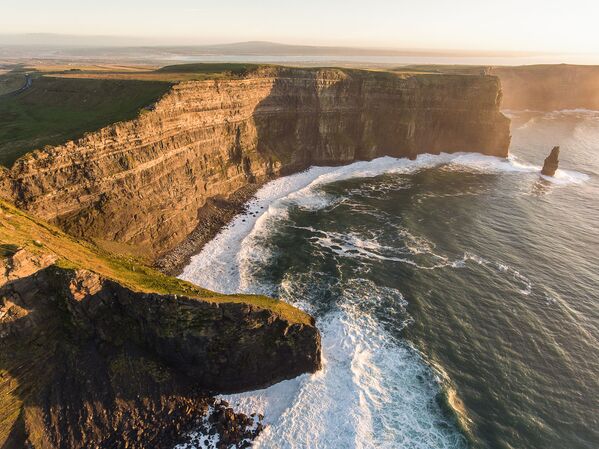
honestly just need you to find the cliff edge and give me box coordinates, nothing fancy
[0,199,320,448]
[0,67,511,273]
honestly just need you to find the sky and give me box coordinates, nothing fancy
[2,0,599,54]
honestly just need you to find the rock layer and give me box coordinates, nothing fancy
[0,248,320,448]
[0,68,511,270]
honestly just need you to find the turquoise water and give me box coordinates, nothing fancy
[180,110,598,449]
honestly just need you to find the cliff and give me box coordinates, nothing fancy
[0,199,320,448]
[491,64,599,111]
[0,67,510,273]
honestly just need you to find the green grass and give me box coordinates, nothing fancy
[0,77,171,167]
[0,64,270,167]
[0,62,439,169]
[0,72,27,95]
[0,198,312,325]
[157,62,261,76]
[0,63,421,168]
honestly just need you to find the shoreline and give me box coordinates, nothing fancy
[171,147,590,448]
[175,154,476,448]
[153,160,373,277]
[154,183,263,276]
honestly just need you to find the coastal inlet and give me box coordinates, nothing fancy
[179,109,598,449]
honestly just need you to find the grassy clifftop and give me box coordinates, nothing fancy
[0,63,272,167]
[0,198,320,448]
[0,198,311,325]
[0,63,446,168]
[0,76,171,167]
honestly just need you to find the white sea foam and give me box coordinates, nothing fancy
[180,151,586,294]
[540,169,590,185]
[175,404,261,449]
[504,108,599,117]
[457,252,533,296]
[174,409,221,449]
[300,227,456,271]
[178,150,587,449]
[220,280,466,449]
[180,165,338,293]
[448,153,590,184]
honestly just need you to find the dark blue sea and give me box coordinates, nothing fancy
[180,109,599,449]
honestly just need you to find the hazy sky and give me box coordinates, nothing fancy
[2,0,598,53]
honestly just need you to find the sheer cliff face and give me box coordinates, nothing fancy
[0,68,510,261]
[0,249,320,448]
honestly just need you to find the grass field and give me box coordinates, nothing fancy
[0,198,312,325]
[0,63,269,167]
[0,76,171,167]
[0,62,434,168]
[40,62,263,82]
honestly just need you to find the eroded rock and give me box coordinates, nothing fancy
[541,146,560,177]
[0,250,320,448]
[0,68,511,273]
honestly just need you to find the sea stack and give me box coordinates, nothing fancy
[541,146,560,176]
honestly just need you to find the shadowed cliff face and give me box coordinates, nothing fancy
[0,249,320,448]
[256,69,510,168]
[0,68,510,267]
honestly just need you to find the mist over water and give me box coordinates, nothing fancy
[166,54,599,66]
[179,110,599,449]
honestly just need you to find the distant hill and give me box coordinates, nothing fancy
[0,35,533,58]
[169,41,530,57]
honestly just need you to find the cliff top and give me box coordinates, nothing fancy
[0,75,173,167]
[0,198,312,325]
[0,63,501,168]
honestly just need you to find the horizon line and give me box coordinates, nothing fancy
[0,33,566,57]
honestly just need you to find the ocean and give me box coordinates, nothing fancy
[178,109,599,449]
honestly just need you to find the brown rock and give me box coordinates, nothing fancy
[541,146,560,177]
[0,68,511,275]
[0,250,319,448]
[0,247,56,287]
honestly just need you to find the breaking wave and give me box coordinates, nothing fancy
[177,148,591,449]
[181,152,587,293]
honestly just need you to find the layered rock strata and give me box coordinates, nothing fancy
[0,68,511,273]
[0,247,320,448]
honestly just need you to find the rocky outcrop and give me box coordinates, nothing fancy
[0,248,320,449]
[541,146,560,176]
[0,67,510,273]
